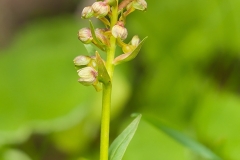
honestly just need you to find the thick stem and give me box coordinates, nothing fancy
[99,2,118,160]
[100,83,112,160]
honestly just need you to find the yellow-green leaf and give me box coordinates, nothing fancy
[109,114,142,160]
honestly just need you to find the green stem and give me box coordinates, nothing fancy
[100,2,118,160]
[100,83,112,160]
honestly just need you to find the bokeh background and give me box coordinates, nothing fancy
[1,0,240,159]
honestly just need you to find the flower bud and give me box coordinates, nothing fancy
[122,36,140,53]
[133,0,147,11]
[111,21,128,40]
[81,6,94,19]
[73,55,91,66]
[95,28,109,45]
[130,35,140,46]
[92,1,110,18]
[78,28,93,44]
[77,67,98,86]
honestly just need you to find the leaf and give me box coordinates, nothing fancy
[95,51,111,85]
[144,116,222,160]
[84,44,96,56]
[113,36,148,65]
[89,20,105,50]
[109,114,142,160]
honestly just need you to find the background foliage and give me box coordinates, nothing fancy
[1,0,240,159]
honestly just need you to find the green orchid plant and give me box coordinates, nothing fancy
[73,0,147,159]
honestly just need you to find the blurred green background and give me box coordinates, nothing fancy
[1,0,240,159]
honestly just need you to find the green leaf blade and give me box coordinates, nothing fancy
[89,20,105,50]
[83,44,96,56]
[109,114,142,160]
[144,116,222,160]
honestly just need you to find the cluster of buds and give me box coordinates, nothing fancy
[74,0,147,90]
[73,55,101,90]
